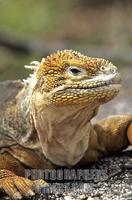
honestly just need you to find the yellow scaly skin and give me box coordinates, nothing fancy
[0,50,131,199]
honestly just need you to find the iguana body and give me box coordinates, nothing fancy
[0,50,131,199]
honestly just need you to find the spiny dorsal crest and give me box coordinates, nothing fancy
[24,50,108,82]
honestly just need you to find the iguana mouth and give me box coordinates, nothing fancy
[50,73,121,95]
[73,84,121,90]
[65,73,121,91]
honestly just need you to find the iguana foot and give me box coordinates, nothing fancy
[0,169,48,200]
[127,123,132,145]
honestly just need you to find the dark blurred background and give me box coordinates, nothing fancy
[0,0,132,81]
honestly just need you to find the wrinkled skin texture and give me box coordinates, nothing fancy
[0,50,131,199]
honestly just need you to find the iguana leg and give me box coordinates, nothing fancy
[0,153,47,199]
[0,153,25,176]
[78,115,132,166]
[127,123,132,145]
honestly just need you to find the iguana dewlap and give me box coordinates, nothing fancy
[0,50,131,199]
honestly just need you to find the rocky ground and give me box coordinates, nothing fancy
[0,151,131,200]
[0,67,132,200]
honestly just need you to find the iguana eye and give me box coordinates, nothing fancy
[67,66,86,76]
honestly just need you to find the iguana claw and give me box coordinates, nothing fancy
[0,169,48,200]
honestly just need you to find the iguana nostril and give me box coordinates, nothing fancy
[100,65,110,72]
[100,65,117,74]
[100,66,106,71]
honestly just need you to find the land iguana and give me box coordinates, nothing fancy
[0,50,131,199]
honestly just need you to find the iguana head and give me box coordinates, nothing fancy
[33,50,121,107]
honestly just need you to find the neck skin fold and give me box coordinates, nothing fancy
[31,92,98,167]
